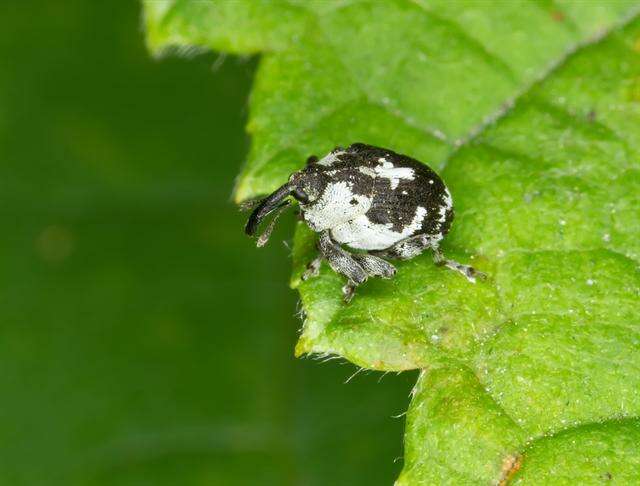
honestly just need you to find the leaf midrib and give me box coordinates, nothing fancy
[242,1,640,204]
[444,3,640,163]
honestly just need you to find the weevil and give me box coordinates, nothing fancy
[245,143,484,302]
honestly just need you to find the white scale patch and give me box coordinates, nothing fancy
[331,206,427,250]
[317,150,345,166]
[357,166,377,178]
[302,181,371,232]
[437,188,453,223]
[307,149,439,250]
[373,158,415,190]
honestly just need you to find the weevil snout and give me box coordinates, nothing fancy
[245,167,328,243]
[244,182,294,237]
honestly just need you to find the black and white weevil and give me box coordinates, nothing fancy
[245,143,484,302]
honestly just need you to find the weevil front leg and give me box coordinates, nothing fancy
[317,231,367,302]
[301,256,322,281]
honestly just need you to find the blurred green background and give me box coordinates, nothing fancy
[0,2,416,485]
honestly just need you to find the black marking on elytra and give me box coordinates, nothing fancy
[351,144,451,235]
[296,143,452,236]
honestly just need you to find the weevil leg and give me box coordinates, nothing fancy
[317,231,367,301]
[372,233,485,283]
[431,247,486,283]
[342,280,358,303]
[305,236,396,300]
[301,256,322,281]
[371,234,438,260]
[352,253,396,279]
[342,245,398,303]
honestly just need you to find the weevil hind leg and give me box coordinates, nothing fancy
[372,233,485,283]
[371,233,438,260]
[432,247,486,283]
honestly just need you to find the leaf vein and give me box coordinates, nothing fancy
[444,5,640,166]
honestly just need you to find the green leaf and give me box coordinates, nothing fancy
[144,1,640,484]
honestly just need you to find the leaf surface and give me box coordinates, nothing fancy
[144,1,640,483]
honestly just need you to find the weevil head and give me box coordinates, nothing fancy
[287,165,328,207]
[244,166,329,239]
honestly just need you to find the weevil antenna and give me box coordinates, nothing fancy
[256,200,290,247]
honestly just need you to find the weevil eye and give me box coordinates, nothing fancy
[292,188,310,204]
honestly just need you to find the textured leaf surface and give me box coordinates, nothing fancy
[144,1,640,484]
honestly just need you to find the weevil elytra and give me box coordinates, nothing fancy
[245,143,484,302]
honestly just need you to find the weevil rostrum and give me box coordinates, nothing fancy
[245,143,484,302]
